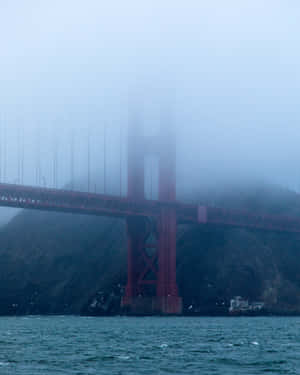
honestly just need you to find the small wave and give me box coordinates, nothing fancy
[0,362,9,367]
[117,355,130,360]
[251,341,259,346]
[99,355,115,362]
[230,341,245,347]
[159,343,168,349]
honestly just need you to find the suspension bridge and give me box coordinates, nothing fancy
[0,119,300,315]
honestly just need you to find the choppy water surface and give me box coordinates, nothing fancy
[0,316,300,374]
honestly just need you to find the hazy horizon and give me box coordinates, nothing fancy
[1,0,300,209]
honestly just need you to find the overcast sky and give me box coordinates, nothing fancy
[1,0,300,200]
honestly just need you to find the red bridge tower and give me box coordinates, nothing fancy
[121,120,182,315]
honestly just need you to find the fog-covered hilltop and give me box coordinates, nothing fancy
[0,184,300,315]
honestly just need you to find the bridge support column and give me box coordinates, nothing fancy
[122,216,159,315]
[155,207,182,314]
[121,118,181,315]
[121,212,181,315]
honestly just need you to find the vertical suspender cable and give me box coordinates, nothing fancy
[87,126,91,193]
[3,117,7,183]
[103,123,107,194]
[71,129,75,190]
[17,125,21,184]
[56,136,58,188]
[36,125,41,186]
[120,124,122,196]
[0,116,2,182]
[53,130,58,188]
[21,125,24,184]
[35,126,38,185]
[150,157,153,200]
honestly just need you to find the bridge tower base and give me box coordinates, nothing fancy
[121,211,182,315]
[121,119,182,315]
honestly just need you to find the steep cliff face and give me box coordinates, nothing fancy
[0,185,300,315]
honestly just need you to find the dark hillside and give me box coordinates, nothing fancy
[0,211,127,314]
[0,184,300,315]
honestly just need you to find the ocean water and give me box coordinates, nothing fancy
[0,316,299,374]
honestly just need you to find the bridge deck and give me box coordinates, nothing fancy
[198,206,300,233]
[1,183,300,233]
[0,183,195,221]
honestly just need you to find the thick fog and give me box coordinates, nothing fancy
[1,0,300,214]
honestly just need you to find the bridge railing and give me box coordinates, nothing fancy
[198,205,300,233]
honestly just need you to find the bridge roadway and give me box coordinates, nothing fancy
[1,183,300,233]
